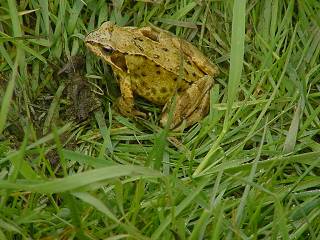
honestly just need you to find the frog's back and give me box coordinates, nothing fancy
[111,25,218,82]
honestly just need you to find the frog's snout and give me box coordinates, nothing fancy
[85,28,112,44]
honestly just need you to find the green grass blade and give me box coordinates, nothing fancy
[0,62,17,135]
[0,165,162,193]
[193,0,247,176]
[225,0,246,123]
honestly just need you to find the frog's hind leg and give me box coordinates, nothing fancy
[160,76,213,129]
[115,74,146,118]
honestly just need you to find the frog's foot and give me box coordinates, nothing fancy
[114,97,146,118]
[160,76,213,129]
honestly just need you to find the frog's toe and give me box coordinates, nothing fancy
[132,109,147,118]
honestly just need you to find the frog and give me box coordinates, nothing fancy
[85,21,219,129]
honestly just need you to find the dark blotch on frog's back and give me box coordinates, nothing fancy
[160,87,167,93]
[140,29,160,42]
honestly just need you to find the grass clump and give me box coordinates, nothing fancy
[0,0,320,239]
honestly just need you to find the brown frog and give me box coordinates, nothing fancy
[85,22,219,129]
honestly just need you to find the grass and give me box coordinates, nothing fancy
[1,0,320,239]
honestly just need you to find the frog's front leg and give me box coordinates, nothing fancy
[160,76,213,129]
[115,74,146,118]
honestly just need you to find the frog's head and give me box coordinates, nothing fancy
[85,22,129,72]
[85,21,116,59]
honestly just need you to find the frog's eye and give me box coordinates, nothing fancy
[103,47,113,55]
